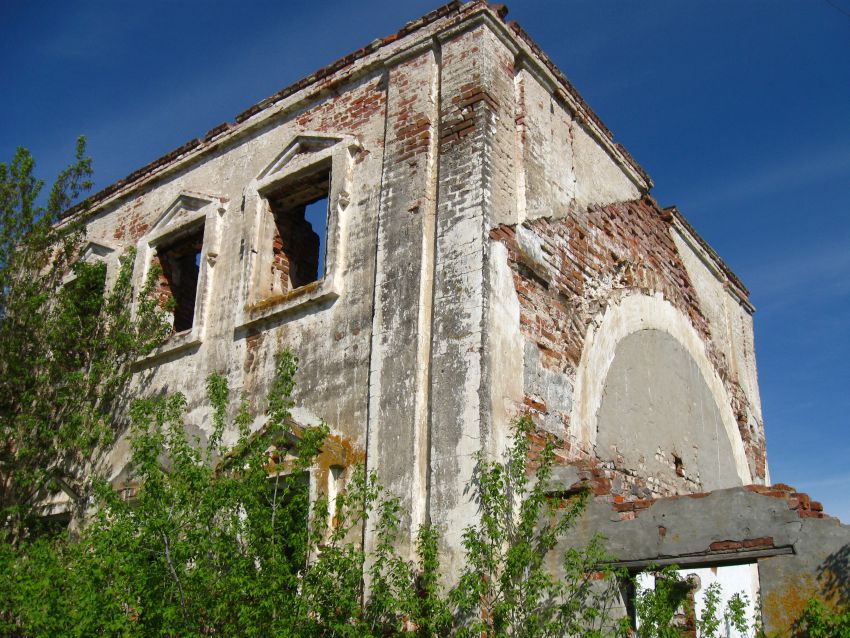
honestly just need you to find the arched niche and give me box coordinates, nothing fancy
[597,329,741,491]
[570,293,751,488]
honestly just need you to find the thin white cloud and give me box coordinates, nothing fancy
[688,143,850,210]
[749,240,850,308]
[796,472,850,490]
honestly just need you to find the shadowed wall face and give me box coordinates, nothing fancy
[596,329,741,494]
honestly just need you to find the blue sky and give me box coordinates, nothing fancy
[2,1,848,518]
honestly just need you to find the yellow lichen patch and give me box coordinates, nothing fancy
[762,572,817,635]
[246,280,322,313]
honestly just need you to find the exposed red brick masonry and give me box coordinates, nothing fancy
[609,482,830,523]
[492,196,768,496]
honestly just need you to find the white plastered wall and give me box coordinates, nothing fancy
[671,230,763,425]
[514,66,641,224]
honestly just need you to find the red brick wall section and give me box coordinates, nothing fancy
[490,196,768,497]
[386,51,434,163]
[746,483,830,520]
[150,253,175,318]
[438,25,515,225]
[492,197,714,372]
[294,75,387,136]
[112,198,150,244]
[270,209,320,293]
[270,224,291,295]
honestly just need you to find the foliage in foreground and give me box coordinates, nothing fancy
[0,350,631,638]
[1,145,846,637]
[634,567,751,638]
[452,419,624,638]
[632,564,850,638]
[3,376,846,638]
[0,141,170,540]
[792,596,850,638]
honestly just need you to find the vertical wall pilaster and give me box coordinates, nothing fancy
[429,19,518,575]
[367,44,440,557]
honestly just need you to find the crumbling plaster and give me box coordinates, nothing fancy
[514,65,641,223]
[92,69,391,487]
[670,224,768,481]
[62,0,783,585]
[490,196,768,498]
[597,328,743,494]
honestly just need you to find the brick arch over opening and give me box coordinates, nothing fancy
[570,293,751,486]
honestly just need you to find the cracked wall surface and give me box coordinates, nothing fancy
[66,0,757,552]
[57,0,844,608]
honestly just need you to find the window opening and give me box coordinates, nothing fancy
[266,166,329,292]
[327,465,345,528]
[152,225,204,333]
[60,261,107,365]
[267,471,310,563]
[304,196,328,277]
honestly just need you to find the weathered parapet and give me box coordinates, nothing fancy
[548,484,850,635]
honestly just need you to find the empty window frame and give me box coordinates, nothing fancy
[59,260,108,362]
[151,224,205,333]
[265,164,330,293]
[266,470,310,562]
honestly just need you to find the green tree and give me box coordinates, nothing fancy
[792,597,850,638]
[0,350,634,637]
[1,352,416,636]
[0,141,169,541]
[451,417,626,638]
[7,143,803,636]
[634,567,751,638]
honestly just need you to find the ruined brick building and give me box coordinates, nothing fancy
[59,2,848,633]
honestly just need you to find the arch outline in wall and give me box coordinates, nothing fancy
[569,292,752,485]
